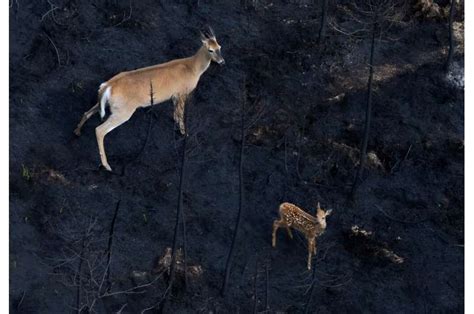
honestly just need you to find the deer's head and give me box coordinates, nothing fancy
[200,26,225,65]
[315,202,332,228]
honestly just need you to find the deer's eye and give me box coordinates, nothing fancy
[208,49,214,53]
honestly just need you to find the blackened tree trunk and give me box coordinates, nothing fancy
[222,90,246,296]
[168,100,190,291]
[252,257,258,313]
[304,262,317,313]
[445,0,456,72]
[318,0,329,44]
[351,17,378,198]
[264,261,269,311]
[104,200,121,292]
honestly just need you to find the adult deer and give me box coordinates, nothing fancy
[272,202,332,270]
[74,27,225,171]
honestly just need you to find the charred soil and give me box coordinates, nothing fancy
[10,0,463,313]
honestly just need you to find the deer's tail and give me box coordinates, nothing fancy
[98,83,111,119]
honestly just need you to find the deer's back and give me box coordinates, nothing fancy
[279,203,319,234]
[104,58,199,107]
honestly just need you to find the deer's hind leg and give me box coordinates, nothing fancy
[273,218,292,247]
[74,102,100,136]
[95,107,135,171]
[285,225,294,239]
[272,219,281,247]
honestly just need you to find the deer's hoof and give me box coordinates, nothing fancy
[102,164,112,172]
[74,129,81,136]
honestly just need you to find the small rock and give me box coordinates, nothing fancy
[130,270,150,285]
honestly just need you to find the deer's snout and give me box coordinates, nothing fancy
[215,52,225,65]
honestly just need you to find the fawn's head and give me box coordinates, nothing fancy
[200,26,225,65]
[315,202,332,227]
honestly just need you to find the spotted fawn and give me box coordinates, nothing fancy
[272,202,332,270]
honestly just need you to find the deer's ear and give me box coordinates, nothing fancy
[200,32,208,44]
[317,202,321,210]
[325,209,333,216]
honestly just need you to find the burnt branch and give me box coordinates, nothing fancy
[222,81,247,296]
[265,259,270,312]
[104,200,121,292]
[351,14,378,198]
[161,95,192,310]
[330,0,405,40]
[252,257,259,314]
[43,32,61,66]
[304,258,317,314]
[326,0,406,199]
[318,0,329,44]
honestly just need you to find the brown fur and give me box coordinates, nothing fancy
[74,31,224,171]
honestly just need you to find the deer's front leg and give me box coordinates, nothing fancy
[173,95,186,135]
[307,238,316,270]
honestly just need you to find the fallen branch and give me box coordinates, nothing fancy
[116,303,128,314]
[109,0,133,28]
[16,290,25,311]
[41,0,59,22]
[390,144,412,174]
[44,32,61,66]
[375,205,428,224]
[101,274,162,297]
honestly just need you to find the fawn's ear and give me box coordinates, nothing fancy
[317,202,321,210]
[325,209,333,216]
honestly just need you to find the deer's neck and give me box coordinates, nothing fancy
[193,46,212,76]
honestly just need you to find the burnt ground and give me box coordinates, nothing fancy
[10,0,464,313]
